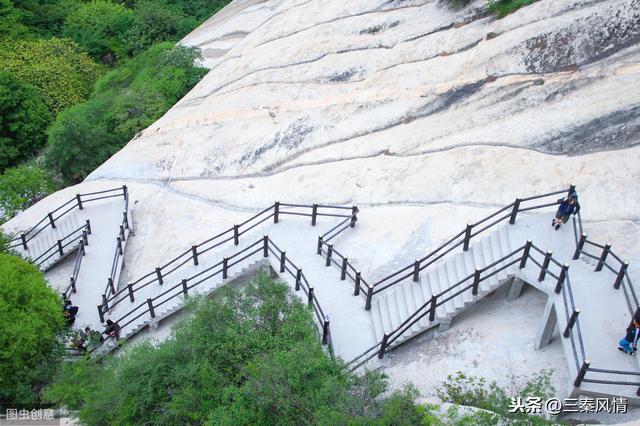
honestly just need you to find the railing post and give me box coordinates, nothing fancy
[365,286,373,310]
[519,240,532,269]
[317,235,323,255]
[311,204,318,226]
[413,259,420,282]
[117,237,123,255]
[48,212,56,229]
[127,282,134,302]
[322,317,330,345]
[472,269,481,296]
[20,233,27,250]
[233,225,239,245]
[156,267,163,285]
[509,198,521,224]
[113,323,120,341]
[574,359,590,387]
[147,298,155,318]
[341,258,348,280]
[325,244,333,267]
[85,219,92,234]
[378,333,389,359]
[295,268,302,291]
[122,185,128,200]
[82,230,88,245]
[80,241,85,256]
[122,210,129,230]
[563,308,580,338]
[354,272,361,296]
[573,233,587,260]
[119,225,125,242]
[102,293,109,312]
[274,201,280,223]
[263,235,269,257]
[463,223,472,251]
[350,205,358,228]
[97,305,104,323]
[555,264,569,294]
[223,257,228,279]
[308,286,314,305]
[57,239,64,256]
[192,245,199,265]
[538,250,552,282]
[429,295,437,321]
[182,278,188,297]
[279,251,286,273]
[108,277,115,294]
[70,276,76,294]
[614,261,629,290]
[76,193,83,210]
[595,243,611,272]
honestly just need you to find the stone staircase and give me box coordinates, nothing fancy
[12,213,83,271]
[371,225,518,346]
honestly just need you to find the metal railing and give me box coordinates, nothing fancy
[99,235,332,350]
[98,201,356,317]
[62,238,87,300]
[7,187,127,251]
[30,221,91,269]
[318,186,573,310]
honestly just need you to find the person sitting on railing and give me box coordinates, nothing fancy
[63,299,79,326]
[103,319,120,341]
[552,195,580,231]
[618,319,640,355]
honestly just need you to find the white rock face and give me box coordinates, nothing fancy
[4,0,640,404]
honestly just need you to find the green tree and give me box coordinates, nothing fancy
[11,0,77,36]
[0,253,65,408]
[0,164,58,223]
[0,0,32,41]
[62,1,134,64]
[0,71,51,171]
[46,95,120,182]
[0,37,100,114]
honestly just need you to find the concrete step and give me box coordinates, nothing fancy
[371,299,385,340]
[444,258,464,310]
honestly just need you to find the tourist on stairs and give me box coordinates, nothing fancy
[618,320,640,355]
[552,195,579,230]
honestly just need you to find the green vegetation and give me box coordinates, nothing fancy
[0,72,51,171]
[46,274,427,425]
[46,43,207,182]
[488,0,539,18]
[0,38,100,115]
[436,370,556,425]
[0,164,59,222]
[0,252,65,409]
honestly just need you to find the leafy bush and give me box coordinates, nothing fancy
[487,0,539,18]
[0,37,100,114]
[0,71,51,171]
[46,43,207,182]
[46,274,426,425]
[0,0,32,41]
[0,252,65,408]
[437,370,556,425]
[0,164,58,222]
[62,0,134,64]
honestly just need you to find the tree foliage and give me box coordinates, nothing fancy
[46,43,207,182]
[0,71,51,171]
[62,0,134,64]
[46,274,426,425]
[0,37,100,114]
[0,253,65,408]
[0,164,58,223]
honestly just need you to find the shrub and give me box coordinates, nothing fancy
[62,0,135,64]
[0,71,51,171]
[487,0,539,18]
[0,37,100,114]
[0,164,58,223]
[0,252,65,408]
[47,274,425,424]
[11,0,78,36]
[0,0,32,41]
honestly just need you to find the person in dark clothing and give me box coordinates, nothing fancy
[619,320,640,354]
[63,299,79,326]
[552,195,580,230]
[103,319,120,341]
